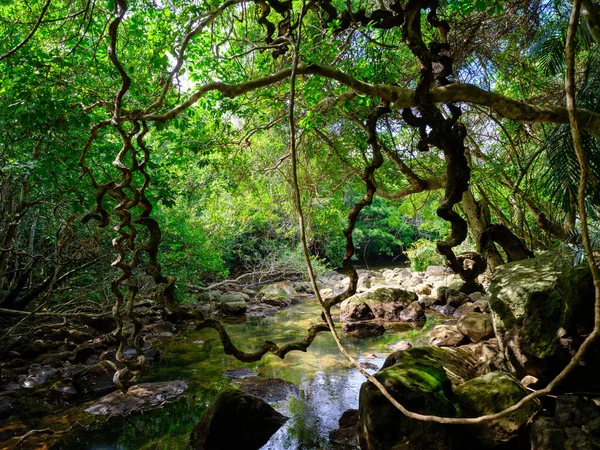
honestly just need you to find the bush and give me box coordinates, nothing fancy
[406,238,445,272]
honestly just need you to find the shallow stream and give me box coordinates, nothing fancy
[65,297,437,449]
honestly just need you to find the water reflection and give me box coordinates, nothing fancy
[67,297,436,449]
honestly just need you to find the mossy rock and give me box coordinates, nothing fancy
[454,372,540,448]
[340,288,417,322]
[487,249,599,390]
[358,347,459,450]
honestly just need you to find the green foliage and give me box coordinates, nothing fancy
[406,238,446,272]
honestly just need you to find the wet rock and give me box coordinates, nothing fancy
[50,383,79,401]
[358,347,458,450]
[438,287,470,308]
[429,325,465,347]
[357,274,371,292]
[220,293,248,316]
[72,364,116,398]
[20,366,59,388]
[454,371,541,448]
[74,345,98,364]
[197,290,223,303]
[457,312,494,343]
[418,295,438,308]
[190,389,288,450]
[399,301,426,322]
[239,377,299,403]
[340,288,417,322]
[86,380,187,415]
[342,321,385,338]
[329,409,359,448]
[246,303,279,316]
[565,426,600,450]
[223,368,258,379]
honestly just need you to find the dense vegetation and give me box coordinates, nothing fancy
[1,0,600,437]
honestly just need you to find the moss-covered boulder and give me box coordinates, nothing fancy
[357,348,459,450]
[190,389,287,450]
[255,283,295,307]
[340,287,417,322]
[454,372,540,448]
[487,249,599,391]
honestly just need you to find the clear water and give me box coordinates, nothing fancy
[63,297,438,449]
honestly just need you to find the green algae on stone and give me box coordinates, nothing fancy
[454,371,540,448]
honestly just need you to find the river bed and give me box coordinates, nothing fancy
[64,296,437,449]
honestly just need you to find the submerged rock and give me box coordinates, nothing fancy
[85,380,187,415]
[190,389,287,450]
[239,377,299,403]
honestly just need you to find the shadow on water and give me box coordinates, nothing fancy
[64,297,437,450]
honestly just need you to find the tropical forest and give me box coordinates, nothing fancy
[1,0,600,448]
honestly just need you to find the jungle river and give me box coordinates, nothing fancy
[63,296,438,449]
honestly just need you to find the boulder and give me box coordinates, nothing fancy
[487,250,599,390]
[342,321,385,338]
[429,325,465,347]
[425,266,453,278]
[85,381,187,415]
[530,417,566,450]
[457,312,494,343]
[434,304,457,316]
[329,409,359,448]
[0,396,14,419]
[357,347,459,450]
[399,301,426,322]
[386,341,413,352]
[357,274,372,292]
[190,389,287,450]
[414,283,432,296]
[454,371,540,448]
[340,288,417,322]
[238,377,299,403]
[437,287,470,308]
[220,293,247,316]
[256,282,295,307]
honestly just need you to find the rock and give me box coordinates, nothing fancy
[399,301,426,322]
[256,283,292,307]
[531,417,567,450]
[246,303,279,316]
[357,274,371,292]
[429,325,465,347]
[72,364,116,398]
[223,368,258,379]
[220,301,247,316]
[555,396,600,428]
[488,250,599,390]
[358,348,459,450]
[565,426,600,449]
[239,377,299,403]
[386,341,413,352]
[20,366,59,388]
[0,396,14,419]
[340,288,417,322]
[342,321,385,338]
[197,290,222,303]
[454,371,540,447]
[457,312,494,343]
[414,283,432,296]
[418,295,438,308]
[189,389,288,450]
[81,315,117,333]
[14,343,43,360]
[329,409,359,447]
[438,287,470,308]
[426,266,452,278]
[74,345,98,364]
[433,304,457,316]
[85,381,187,415]
[50,383,79,401]
[403,276,424,288]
